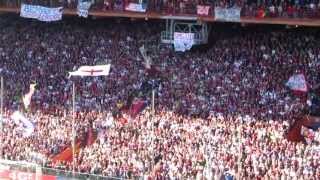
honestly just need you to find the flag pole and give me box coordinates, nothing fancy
[151,81,155,173]
[152,89,155,115]
[72,82,76,175]
[0,76,3,130]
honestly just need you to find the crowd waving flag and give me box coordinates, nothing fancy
[69,64,111,77]
[287,115,320,142]
[286,74,308,92]
[22,83,36,109]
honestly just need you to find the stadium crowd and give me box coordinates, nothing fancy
[0,0,320,18]
[0,16,320,179]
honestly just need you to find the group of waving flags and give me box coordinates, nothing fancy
[7,64,111,138]
[12,64,320,143]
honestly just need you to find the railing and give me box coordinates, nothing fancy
[0,159,132,180]
[0,0,319,19]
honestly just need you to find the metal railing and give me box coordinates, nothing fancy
[0,159,133,180]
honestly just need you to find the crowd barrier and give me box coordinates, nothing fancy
[0,159,130,180]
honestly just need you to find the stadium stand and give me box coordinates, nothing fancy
[0,15,319,179]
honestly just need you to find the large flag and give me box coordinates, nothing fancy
[287,115,320,142]
[11,111,34,137]
[68,64,111,77]
[22,83,36,109]
[286,74,308,92]
[129,98,148,118]
[286,120,305,142]
[302,115,320,131]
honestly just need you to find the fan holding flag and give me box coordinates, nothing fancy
[68,64,111,173]
[286,73,320,142]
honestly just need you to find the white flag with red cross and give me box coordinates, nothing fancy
[69,64,111,77]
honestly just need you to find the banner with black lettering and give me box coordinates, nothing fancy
[214,7,241,22]
[125,3,146,12]
[20,4,63,22]
[77,1,92,18]
[174,32,194,52]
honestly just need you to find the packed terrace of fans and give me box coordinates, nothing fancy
[0,0,320,18]
[0,16,319,179]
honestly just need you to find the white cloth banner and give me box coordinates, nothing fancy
[139,45,152,69]
[197,5,210,15]
[20,4,63,22]
[125,3,146,12]
[174,32,194,52]
[286,74,308,92]
[77,1,92,18]
[22,83,36,109]
[214,7,241,22]
[11,111,34,137]
[69,64,111,77]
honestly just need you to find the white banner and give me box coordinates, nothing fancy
[286,74,308,92]
[20,4,63,22]
[11,111,34,137]
[214,7,241,22]
[22,83,36,109]
[174,32,194,52]
[77,1,92,18]
[197,5,210,15]
[125,3,146,12]
[139,45,152,69]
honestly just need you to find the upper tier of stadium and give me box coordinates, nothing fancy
[1,0,320,26]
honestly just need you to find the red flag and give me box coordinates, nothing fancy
[286,120,305,142]
[130,99,147,118]
[287,115,320,142]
